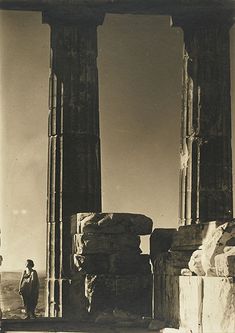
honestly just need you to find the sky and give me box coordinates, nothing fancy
[0,11,234,271]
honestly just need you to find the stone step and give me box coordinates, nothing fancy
[1,318,151,332]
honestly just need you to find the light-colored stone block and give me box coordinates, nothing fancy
[179,276,203,333]
[202,277,235,333]
[188,250,205,276]
[178,276,235,333]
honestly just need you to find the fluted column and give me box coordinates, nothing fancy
[172,15,234,225]
[43,11,104,317]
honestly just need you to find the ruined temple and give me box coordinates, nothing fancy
[1,1,235,332]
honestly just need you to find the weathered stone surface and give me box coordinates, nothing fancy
[94,309,151,327]
[45,10,103,317]
[150,228,177,263]
[226,237,235,246]
[180,268,192,276]
[73,233,141,255]
[215,247,235,277]
[153,275,180,327]
[202,277,235,333]
[73,253,151,275]
[179,276,203,333]
[171,221,224,251]
[73,212,153,235]
[188,222,235,276]
[158,329,191,333]
[179,276,235,333]
[68,272,88,320]
[175,14,233,224]
[188,249,204,276]
[201,222,235,276]
[148,319,166,331]
[85,274,152,316]
[224,246,235,252]
[154,251,192,276]
[73,254,109,274]
[109,253,151,275]
[1,0,235,15]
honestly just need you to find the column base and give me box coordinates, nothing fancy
[45,278,71,318]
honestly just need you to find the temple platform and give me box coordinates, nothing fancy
[1,319,149,333]
[1,319,195,333]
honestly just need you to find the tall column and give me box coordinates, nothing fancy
[172,14,234,225]
[43,11,104,317]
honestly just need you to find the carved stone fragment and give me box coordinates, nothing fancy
[188,249,204,276]
[201,222,235,276]
[187,222,235,276]
[73,212,153,235]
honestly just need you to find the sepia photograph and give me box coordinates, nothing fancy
[0,0,235,332]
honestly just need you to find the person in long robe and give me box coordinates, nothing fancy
[19,259,39,319]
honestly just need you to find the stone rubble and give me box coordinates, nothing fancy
[71,212,153,317]
[187,221,235,276]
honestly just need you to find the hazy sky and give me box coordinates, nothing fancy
[0,11,234,271]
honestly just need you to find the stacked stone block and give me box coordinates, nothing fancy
[72,213,153,316]
[151,223,235,332]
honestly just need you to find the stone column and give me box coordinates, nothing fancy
[172,14,234,225]
[43,10,104,317]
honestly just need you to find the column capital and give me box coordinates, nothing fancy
[42,8,105,27]
[171,11,234,30]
